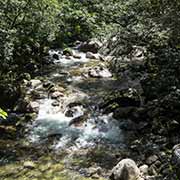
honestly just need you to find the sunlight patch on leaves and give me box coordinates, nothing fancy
[0,108,8,119]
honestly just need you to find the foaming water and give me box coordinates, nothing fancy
[28,98,122,149]
[49,49,90,66]
[28,48,123,150]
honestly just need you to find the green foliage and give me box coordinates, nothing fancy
[0,108,7,119]
[0,0,120,68]
[0,0,60,69]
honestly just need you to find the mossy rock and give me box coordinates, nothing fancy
[63,48,73,56]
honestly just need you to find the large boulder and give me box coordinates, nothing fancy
[110,159,143,180]
[77,40,102,53]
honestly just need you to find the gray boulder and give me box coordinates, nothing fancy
[77,40,102,53]
[110,158,143,180]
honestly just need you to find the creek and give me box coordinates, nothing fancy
[0,47,131,180]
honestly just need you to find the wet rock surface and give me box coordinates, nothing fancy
[110,159,142,180]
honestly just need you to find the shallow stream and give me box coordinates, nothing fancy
[0,48,129,180]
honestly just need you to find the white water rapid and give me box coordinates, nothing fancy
[27,48,123,150]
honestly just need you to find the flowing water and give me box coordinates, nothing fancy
[0,48,130,180]
[27,49,124,151]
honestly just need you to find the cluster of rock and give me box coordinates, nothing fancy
[98,88,179,179]
[13,78,66,115]
[110,152,180,180]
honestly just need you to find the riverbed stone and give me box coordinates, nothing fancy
[30,79,42,89]
[68,114,87,127]
[73,53,81,59]
[88,66,112,78]
[146,155,158,165]
[19,73,31,81]
[23,161,36,169]
[139,164,149,176]
[14,98,30,112]
[88,68,100,78]
[113,107,135,119]
[86,52,98,59]
[52,101,60,107]
[51,91,64,99]
[43,81,54,88]
[148,164,158,176]
[27,101,40,113]
[31,90,46,99]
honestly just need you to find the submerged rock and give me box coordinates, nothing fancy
[51,101,60,106]
[86,52,99,60]
[110,159,143,180]
[68,114,88,127]
[52,53,59,60]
